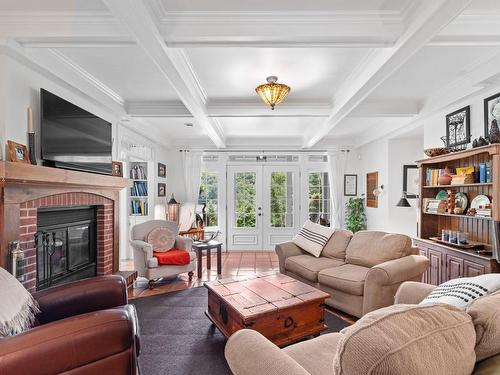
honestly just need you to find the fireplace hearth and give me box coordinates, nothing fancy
[35,207,97,290]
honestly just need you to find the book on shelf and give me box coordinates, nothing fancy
[423,198,447,214]
[476,209,492,217]
[425,168,455,186]
[130,200,148,215]
[131,181,148,196]
[130,164,147,180]
[451,174,474,185]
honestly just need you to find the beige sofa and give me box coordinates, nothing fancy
[276,230,429,317]
[225,281,500,375]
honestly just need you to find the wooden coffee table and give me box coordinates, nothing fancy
[204,273,329,347]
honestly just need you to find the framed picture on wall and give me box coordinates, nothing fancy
[344,174,357,196]
[111,161,123,177]
[158,183,166,197]
[403,165,419,198]
[158,162,166,178]
[484,92,500,140]
[366,172,378,208]
[446,106,470,149]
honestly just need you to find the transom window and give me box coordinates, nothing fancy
[197,172,218,227]
[308,172,331,227]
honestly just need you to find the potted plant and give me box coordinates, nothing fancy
[345,197,367,233]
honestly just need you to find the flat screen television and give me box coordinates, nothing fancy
[41,89,113,175]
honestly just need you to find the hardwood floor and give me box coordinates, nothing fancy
[120,250,357,324]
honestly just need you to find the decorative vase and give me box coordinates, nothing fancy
[490,119,500,144]
[478,136,489,146]
[438,167,452,185]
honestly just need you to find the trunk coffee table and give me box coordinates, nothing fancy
[204,273,329,347]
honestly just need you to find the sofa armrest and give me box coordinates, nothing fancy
[33,275,128,325]
[395,281,436,304]
[225,330,310,375]
[362,255,429,315]
[130,239,153,257]
[0,307,137,375]
[175,235,193,251]
[275,241,305,273]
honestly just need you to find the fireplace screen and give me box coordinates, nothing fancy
[35,207,97,290]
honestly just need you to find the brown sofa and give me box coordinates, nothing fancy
[0,275,140,375]
[276,230,429,317]
[225,281,500,375]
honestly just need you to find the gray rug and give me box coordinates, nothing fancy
[131,286,350,375]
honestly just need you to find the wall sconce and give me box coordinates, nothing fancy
[372,184,384,196]
[167,194,180,223]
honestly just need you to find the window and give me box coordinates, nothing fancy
[234,172,257,228]
[270,171,294,227]
[198,172,218,227]
[308,172,331,227]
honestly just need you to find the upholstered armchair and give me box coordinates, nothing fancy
[0,275,140,375]
[130,220,197,288]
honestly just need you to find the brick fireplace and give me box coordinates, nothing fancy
[0,161,131,292]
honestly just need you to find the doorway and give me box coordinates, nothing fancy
[227,165,300,250]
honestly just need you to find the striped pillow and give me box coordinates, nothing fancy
[419,274,500,310]
[293,220,335,257]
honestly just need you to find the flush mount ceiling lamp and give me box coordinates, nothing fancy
[255,76,290,110]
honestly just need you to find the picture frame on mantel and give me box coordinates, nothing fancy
[7,140,30,164]
[366,172,378,208]
[344,174,357,196]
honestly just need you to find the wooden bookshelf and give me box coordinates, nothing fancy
[415,145,500,285]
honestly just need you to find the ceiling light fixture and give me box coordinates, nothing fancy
[255,76,290,110]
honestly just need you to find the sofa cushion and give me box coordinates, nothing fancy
[318,264,369,296]
[285,255,345,283]
[345,231,412,268]
[321,229,353,260]
[333,304,476,375]
[147,227,175,252]
[467,291,500,362]
[293,220,335,258]
[284,332,342,375]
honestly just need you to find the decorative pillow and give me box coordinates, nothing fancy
[0,267,40,337]
[147,227,176,252]
[419,274,500,310]
[466,291,500,362]
[292,220,335,258]
[334,304,476,375]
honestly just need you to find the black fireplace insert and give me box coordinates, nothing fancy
[35,206,97,290]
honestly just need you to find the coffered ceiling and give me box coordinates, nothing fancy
[1,0,500,149]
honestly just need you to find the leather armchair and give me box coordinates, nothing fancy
[130,220,197,288]
[0,275,140,375]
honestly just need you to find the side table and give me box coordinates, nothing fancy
[192,240,222,279]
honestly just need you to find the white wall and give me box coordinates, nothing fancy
[353,134,423,236]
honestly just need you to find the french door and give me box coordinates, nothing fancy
[227,165,300,250]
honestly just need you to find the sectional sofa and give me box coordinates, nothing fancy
[275,230,429,317]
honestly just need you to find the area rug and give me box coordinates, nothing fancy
[132,286,350,375]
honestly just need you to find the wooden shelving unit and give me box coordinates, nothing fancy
[415,144,500,285]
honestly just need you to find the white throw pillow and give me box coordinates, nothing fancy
[419,274,500,310]
[293,220,335,257]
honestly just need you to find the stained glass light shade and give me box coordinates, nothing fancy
[255,76,290,110]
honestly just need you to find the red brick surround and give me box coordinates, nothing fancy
[18,193,114,292]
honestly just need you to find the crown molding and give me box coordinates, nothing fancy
[126,101,192,117]
[206,102,332,117]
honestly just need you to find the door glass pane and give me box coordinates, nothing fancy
[308,172,331,226]
[234,172,257,228]
[270,171,294,228]
[198,172,218,227]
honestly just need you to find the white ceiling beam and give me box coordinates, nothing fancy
[101,0,226,148]
[303,0,473,148]
[349,99,419,118]
[207,102,332,118]
[127,101,192,118]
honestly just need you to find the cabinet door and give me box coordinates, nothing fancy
[464,260,486,277]
[418,247,429,284]
[446,254,464,281]
[428,249,443,285]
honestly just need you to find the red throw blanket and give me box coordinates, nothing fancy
[153,249,191,266]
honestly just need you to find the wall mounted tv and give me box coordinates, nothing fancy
[41,89,113,175]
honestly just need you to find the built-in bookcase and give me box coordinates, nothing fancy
[128,161,150,217]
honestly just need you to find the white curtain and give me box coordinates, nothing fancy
[180,151,202,231]
[327,151,348,229]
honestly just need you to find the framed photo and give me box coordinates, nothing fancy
[7,141,30,164]
[366,171,378,208]
[158,183,166,197]
[446,106,470,149]
[111,161,123,177]
[158,162,166,178]
[403,165,419,199]
[484,92,500,139]
[344,174,357,196]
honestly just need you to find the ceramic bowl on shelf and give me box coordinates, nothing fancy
[424,148,449,157]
